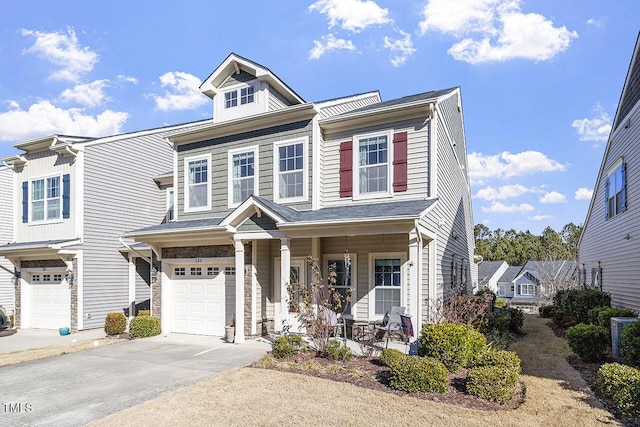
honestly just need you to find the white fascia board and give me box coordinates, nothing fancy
[279,215,416,229]
[313,90,381,110]
[319,100,435,131]
[220,196,287,228]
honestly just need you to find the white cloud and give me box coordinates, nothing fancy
[309,34,356,60]
[468,150,566,185]
[586,17,606,28]
[481,202,534,213]
[21,27,98,81]
[151,72,208,112]
[419,0,577,63]
[309,0,392,33]
[474,184,535,200]
[383,30,416,67]
[60,79,110,108]
[530,214,552,221]
[571,104,612,143]
[539,191,566,204]
[575,187,593,200]
[118,75,138,84]
[0,100,128,142]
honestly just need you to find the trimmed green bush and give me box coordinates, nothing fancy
[622,321,640,367]
[553,289,611,324]
[418,323,487,372]
[494,298,507,308]
[588,307,637,331]
[324,338,353,361]
[597,363,640,417]
[566,323,609,362]
[388,356,448,393]
[104,312,126,336]
[539,305,556,318]
[271,334,307,359]
[467,365,519,403]
[128,315,161,338]
[137,309,150,317]
[379,348,405,369]
[470,349,521,372]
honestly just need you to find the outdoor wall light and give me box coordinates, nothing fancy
[151,264,159,282]
[11,270,21,288]
[65,271,74,288]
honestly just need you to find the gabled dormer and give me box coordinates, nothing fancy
[199,53,305,123]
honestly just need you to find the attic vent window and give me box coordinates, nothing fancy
[224,85,255,109]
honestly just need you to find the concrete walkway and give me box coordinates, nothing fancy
[0,333,270,426]
[0,328,106,354]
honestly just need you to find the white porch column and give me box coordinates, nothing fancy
[234,239,245,343]
[276,238,291,332]
[408,230,420,333]
[128,255,136,320]
[251,241,257,336]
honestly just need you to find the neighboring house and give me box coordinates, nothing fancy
[0,121,209,331]
[579,32,640,313]
[509,260,578,312]
[477,260,509,294]
[0,166,14,316]
[496,266,522,300]
[125,53,476,343]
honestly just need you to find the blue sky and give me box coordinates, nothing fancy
[0,0,638,234]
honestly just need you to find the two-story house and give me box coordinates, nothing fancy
[0,166,14,317]
[125,53,476,343]
[579,32,640,313]
[0,122,209,331]
[478,260,509,294]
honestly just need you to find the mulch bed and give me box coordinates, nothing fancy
[253,352,525,411]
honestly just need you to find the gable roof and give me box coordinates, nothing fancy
[340,87,458,116]
[498,266,523,283]
[521,260,578,282]
[579,32,640,248]
[199,52,304,105]
[478,260,507,286]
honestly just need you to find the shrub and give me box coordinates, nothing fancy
[137,309,150,317]
[324,338,353,361]
[622,321,640,367]
[470,349,521,372]
[9,314,14,328]
[552,309,577,329]
[539,305,556,318]
[104,312,127,336]
[271,334,307,359]
[467,365,519,403]
[128,315,161,338]
[388,356,448,393]
[553,289,611,324]
[589,307,637,331]
[494,298,507,308]
[566,323,609,362]
[419,323,487,372]
[597,363,640,417]
[380,348,406,369]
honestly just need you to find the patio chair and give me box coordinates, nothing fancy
[374,306,407,348]
[322,307,348,344]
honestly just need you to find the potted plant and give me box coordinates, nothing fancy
[225,315,235,343]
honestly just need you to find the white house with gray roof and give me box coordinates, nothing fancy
[579,32,640,313]
[478,260,509,294]
[0,121,209,331]
[125,53,476,343]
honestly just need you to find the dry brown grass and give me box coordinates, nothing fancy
[0,338,122,367]
[88,315,621,427]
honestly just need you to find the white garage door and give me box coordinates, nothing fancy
[30,272,71,330]
[171,265,235,336]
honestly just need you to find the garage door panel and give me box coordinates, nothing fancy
[30,275,70,330]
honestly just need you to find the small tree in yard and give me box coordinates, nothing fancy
[287,256,351,354]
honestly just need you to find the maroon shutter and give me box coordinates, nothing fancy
[393,131,408,192]
[339,140,353,198]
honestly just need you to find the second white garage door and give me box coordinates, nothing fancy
[30,272,70,330]
[171,265,235,336]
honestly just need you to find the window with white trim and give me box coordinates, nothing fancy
[190,267,202,276]
[207,267,220,276]
[225,90,238,108]
[519,283,535,296]
[274,138,307,202]
[174,267,186,276]
[184,155,210,212]
[373,258,401,315]
[606,160,626,219]
[166,188,175,222]
[240,86,254,105]
[31,175,61,222]
[327,258,353,315]
[353,130,392,198]
[225,267,236,275]
[229,147,258,206]
[224,85,255,109]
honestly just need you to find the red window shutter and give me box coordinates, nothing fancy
[340,140,353,197]
[393,131,408,192]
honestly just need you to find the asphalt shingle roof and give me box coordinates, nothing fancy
[478,261,507,286]
[498,266,523,283]
[337,87,457,116]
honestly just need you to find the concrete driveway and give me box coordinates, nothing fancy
[0,328,106,353]
[0,334,270,426]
